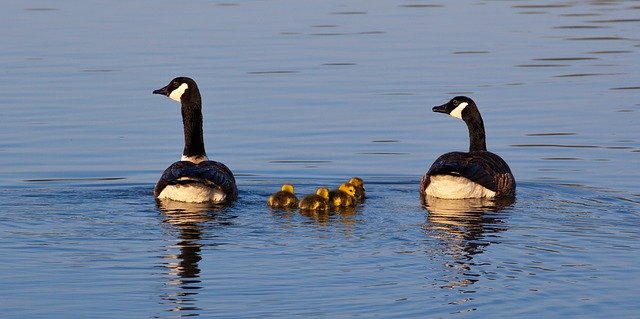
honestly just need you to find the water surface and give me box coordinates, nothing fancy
[1,1,639,318]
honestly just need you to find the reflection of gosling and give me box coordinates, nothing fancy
[330,183,357,208]
[298,187,330,211]
[267,184,299,208]
[348,177,365,203]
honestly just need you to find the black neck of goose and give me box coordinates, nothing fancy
[181,94,206,158]
[464,107,487,152]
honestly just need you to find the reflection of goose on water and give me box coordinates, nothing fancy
[153,77,237,204]
[423,195,513,236]
[423,195,514,289]
[421,96,516,199]
[157,204,209,316]
[423,195,514,215]
[156,199,235,316]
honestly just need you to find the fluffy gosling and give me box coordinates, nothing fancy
[267,184,299,209]
[298,187,330,211]
[330,182,357,208]
[348,177,365,203]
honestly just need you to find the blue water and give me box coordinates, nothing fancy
[1,1,639,318]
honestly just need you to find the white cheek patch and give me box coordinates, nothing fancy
[450,102,468,120]
[169,83,188,102]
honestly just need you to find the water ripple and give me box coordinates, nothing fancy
[399,4,444,8]
[532,57,598,61]
[247,70,298,75]
[586,50,633,54]
[330,11,367,15]
[512,4,573,9]
[510,144,599,148]
[553,25,609,29]
[554,73,623,78]
[565,36,628,41]
[525,132,576,136]
[611,86,640,90]
[516,64,570,67]
[24,7,58,11]
[587,19,640,23]
[452,51,490,54]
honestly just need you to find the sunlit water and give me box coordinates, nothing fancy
[1,1,639,318]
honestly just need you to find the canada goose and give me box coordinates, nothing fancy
[347,177,365,203]
[267,184,299,208]
[420,96,515,199]
[298,187,330,211]
[329,182,357,208]
[153,77,237,204]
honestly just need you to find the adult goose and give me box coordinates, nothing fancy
[420,96,515,199]
[153,77,237,204]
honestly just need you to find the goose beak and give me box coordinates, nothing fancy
[432,102,448,114]
[153,85,169,96]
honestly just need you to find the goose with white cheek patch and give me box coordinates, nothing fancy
[420,96,515,199]
[152,77,237,204]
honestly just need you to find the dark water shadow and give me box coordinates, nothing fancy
[421,196,515,289]
[156,199,235,317]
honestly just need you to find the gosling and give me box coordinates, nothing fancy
[267,184,299,209]
[298,187,330,211]
[348,177,365,203]
[329,183,357,208]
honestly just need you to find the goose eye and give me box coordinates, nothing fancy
[452,99,459,106]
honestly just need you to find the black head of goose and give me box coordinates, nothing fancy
[420,96,515,199]
[152,77,237,204]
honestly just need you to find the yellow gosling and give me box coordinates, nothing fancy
[298,187,330,211]
[330,183,357,208]
[267,184,299,208]
[348,177,365,203]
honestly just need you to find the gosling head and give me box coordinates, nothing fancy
[281,184,295,194]
[348,177,363,188]
[316,187,330,200]
[338,183,357,197]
